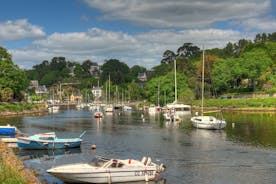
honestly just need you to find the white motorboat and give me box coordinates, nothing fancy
[47,156,166,183]
[191,49,226,130]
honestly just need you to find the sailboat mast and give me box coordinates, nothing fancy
[174,59,177,103]
[201,50,205,116]
[158,80,160,106]
[108,75,111,104]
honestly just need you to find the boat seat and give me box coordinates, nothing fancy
[141,157,147,165]
[146,157,151,166]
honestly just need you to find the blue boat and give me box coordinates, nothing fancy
[0,124,16,135]
[17,131,86,150]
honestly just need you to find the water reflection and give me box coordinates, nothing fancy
[0,110,275,184]
[17,148,81,161]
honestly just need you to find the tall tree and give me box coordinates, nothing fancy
[0,47,29,100]
[100,59,131,84]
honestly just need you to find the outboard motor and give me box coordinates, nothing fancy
[157,163,166,173]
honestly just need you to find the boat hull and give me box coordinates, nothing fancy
[17,139,81,149]
[0,126,16,135]
[191,116,226,130]
[49,168,158,183]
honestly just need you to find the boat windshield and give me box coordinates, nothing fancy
[89,157,110,167]
[108,159,124,168]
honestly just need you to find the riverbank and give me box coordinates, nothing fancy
[192,97,276,112]
[0,103,47,116]
[0,141,40,184]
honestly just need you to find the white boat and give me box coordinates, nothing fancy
[163,109,181,122]
[148,104,157,113]
[191,49,226,130]
[123,105,132,111]
[47,156,166,183]
[165,103,191,115]
[104,104,114,112]
[48,106,59,113]
[191,113,226,129]
[94,111,104,118]
[163,59,191,121]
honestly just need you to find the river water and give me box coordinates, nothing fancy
[1,109,276,184]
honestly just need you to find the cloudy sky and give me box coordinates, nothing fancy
[0,0,275,69]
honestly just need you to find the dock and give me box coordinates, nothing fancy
[0,137,18,148]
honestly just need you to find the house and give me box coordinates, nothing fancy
[29,80,48,95]
[92,86,102,99]
[138,72,147,81]
[70,93,83,102]
[35,85,48,95]
[89,63,101,78]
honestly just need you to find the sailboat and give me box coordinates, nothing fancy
[104,75,114,113]
[163,59,191,121]
[94,83,104,119]
[191,50,226,129]
[48,89,60,113]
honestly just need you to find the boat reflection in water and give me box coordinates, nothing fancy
[17,148,81,162]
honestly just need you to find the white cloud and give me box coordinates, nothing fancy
[0,19,45,41]
[10,28,245,69]
[83,0,271,28]
[238,17,276,32]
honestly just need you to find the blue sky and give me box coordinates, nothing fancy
[0,0,275,69]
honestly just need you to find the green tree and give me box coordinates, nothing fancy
[0,47,29,100]
[130,65,146,79]
[146,72,193,106]
[240,48,273,91]
[100,59,131,84]
[127,81,145,100]
[0,87,14,102]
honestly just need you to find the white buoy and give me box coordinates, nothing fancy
[91,144,97,150]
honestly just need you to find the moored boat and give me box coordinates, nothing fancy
[94,111,104,118]
[190,49,226,130]
[0,124,16,135]
[47,156,166,183]
[17,131,85,149]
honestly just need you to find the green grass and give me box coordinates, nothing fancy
[192,97,276,108]
[0,103,43,112]
[0,155,26,184]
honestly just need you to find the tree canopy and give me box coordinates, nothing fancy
[0,47,29,101]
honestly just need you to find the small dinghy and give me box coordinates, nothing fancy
[47,156,166,183]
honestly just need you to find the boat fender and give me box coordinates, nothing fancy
[128,159,131,164]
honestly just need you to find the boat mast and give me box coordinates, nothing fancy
[108,74,111,104]
[158,80,160,106]
[174,59,177,103]
[201,49,205,116]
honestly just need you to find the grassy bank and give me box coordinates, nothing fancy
[192,97,276,108]
[0,141,39,184]
[0,102,44,112]
[0,155,26,184]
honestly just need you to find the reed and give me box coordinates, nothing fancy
[0,155,26,184]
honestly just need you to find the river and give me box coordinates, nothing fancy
[1,109,276,184]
